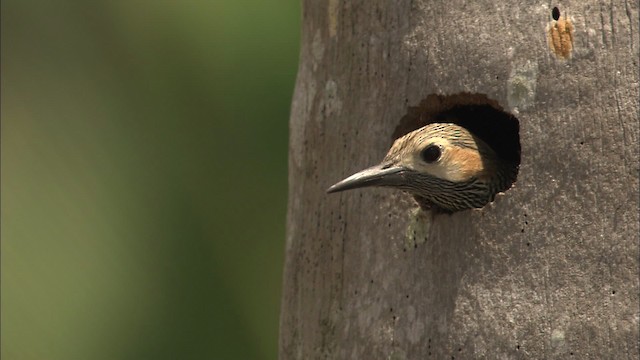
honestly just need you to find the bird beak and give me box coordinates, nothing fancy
[327,164,408,193]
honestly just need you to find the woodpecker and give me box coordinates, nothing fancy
[327,123,517,213]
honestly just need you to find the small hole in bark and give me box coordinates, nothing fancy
[570,352,574,356]
[516,344,520,350]
[580,141,584,145]
[527,242,531,246]
[547,10,574,59]
[612,290,616,295]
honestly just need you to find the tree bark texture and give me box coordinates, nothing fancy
[280,1,639,359]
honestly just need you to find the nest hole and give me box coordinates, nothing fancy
[393,93,521,196]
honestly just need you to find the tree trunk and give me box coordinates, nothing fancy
[280,1,639,358]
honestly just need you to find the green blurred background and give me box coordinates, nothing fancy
[1,1,299,359]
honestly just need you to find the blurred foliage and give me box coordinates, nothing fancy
[1,1,299,359]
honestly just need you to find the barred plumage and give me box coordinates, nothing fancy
[327,123,517,213]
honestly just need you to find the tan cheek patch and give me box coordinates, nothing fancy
[443,147,486,182]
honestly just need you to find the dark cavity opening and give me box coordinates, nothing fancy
[393,93,521,196]
[552,7,560,20]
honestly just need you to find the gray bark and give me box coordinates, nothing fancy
[280,1,639,359]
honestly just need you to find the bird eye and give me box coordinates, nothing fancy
[420,145,441,163]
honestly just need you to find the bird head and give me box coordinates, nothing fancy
[327,123,512,212]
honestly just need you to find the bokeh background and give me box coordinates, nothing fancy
[1,1,299,359]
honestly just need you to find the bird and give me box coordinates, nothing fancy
[327,123,518,213]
